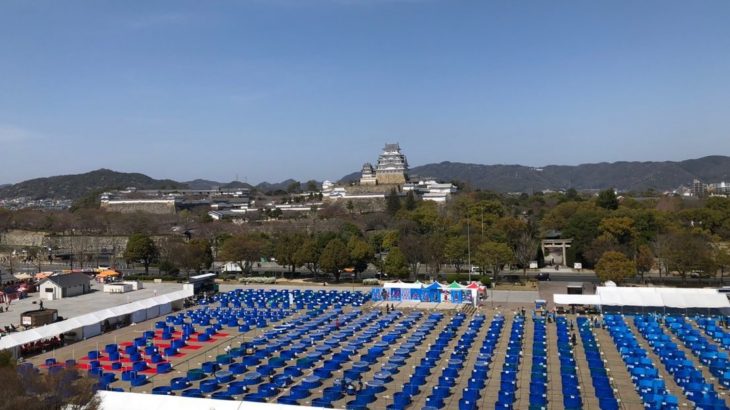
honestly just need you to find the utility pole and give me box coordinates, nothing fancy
[467,216,472,282]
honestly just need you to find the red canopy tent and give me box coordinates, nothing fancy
[466,281,486,293]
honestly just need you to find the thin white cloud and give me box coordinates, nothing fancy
[0,125,38,143]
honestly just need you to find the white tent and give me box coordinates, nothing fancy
[596,287,664,307]
[553,294,601,305]
[383,281,425,289]
[553,286,730,311]
[0,288,193,352]
[98,391,328,410]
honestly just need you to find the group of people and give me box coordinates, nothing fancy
[339,376,364,393]
[513,305,610,348]
[19,336,63,356]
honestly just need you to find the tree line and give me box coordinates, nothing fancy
[5,186,730,285]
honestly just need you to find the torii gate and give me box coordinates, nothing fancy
[541,238,573,267]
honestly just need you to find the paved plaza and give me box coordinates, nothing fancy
[0,281,183,329]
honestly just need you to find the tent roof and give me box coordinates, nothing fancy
[593,286,730,309]
[424,282,442,290]
[447,281,465,289]
[0,288,193,350]
[383,281,424,289]
[98,391,328,410]
[553,294,601,305]
[98,270,120,277]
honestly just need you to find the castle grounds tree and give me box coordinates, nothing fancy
[178,239,213,279]
[400,234,426,278]
[596,188,619,210]
[474,241,514,284]
[273,233,304,274]
[219,234,266,276]
[124,233,158,275]
[0,350,100,410]
[404,190,417,211]
[514,231,538,277]
[595,251,636,285]
[386,188,401,216]
[424,233,446,279]
[444,235,468,272]
[294,236,323,275]
[348,237,374,278]
[319,238,350,282]
[636,244,655,282]
[715,246,730,284]
[665,232,715,283]
[383,247,410,279]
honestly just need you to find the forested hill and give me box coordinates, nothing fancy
[0,170,315,200]
[342,155,730,192]
[0,169,185,200]
[3,155,729,200]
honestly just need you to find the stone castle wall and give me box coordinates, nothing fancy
[100,200,177,215]
[376,173,407,185]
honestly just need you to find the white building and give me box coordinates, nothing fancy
[39,273,92,301]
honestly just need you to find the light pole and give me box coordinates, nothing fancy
[467,216,472,283]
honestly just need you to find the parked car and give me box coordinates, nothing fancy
[536,272,551,281]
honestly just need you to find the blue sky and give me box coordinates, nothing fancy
[1,0,730,184]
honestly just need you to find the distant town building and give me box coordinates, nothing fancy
[708,182,730,196]
[692,179,708,198]
[359,163,377,185]
[402,179,458,202]
[373,143,409,185]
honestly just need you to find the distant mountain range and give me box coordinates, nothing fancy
[1,156,729,200]
[341,155,730,192]
[0,170,312,200]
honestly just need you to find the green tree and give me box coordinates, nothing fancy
[635,244,655,281]
[178,239,213,278]
[348,236,374,276]
[381,230,400,251]
[596,188,619,210]
[383,247,410,279]
[399,234,426,278]
[595,251,636,284]
[561,205,607,267]
[0,349,100,410]
[664,231,716,283]
[444,235,468,272]
[273,233,304,274]
[536,244,545,268]
[386,188,401,216]
[599,216,637,248]
[124,233,158,275]
[424,233,446,279]
[69,189,104,212]
[715,245,730,284]
[219,234,266,275]
[474,241,514,283]
[319,238,350,282]
[404,190,417,211]
[305,180,319,192]
[294,236,323,274]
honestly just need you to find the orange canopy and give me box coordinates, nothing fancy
[98,270,121,277]
[35,271,54,280]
